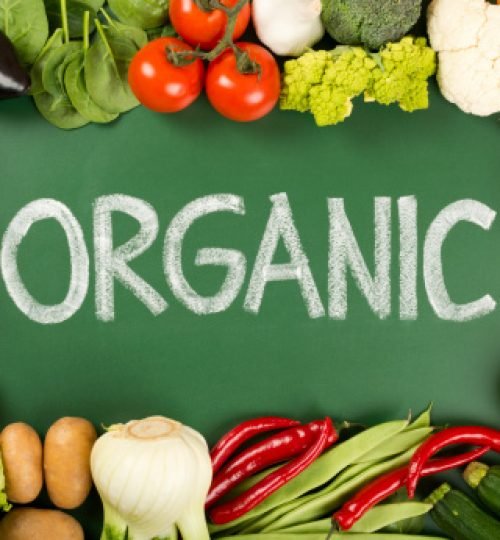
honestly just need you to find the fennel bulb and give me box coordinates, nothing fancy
[91,416,212,540]
[252,0,325,57]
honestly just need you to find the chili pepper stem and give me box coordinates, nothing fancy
[327,522,339,540]
[166,0,260,75]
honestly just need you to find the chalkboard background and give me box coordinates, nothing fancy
[1,77,499,536]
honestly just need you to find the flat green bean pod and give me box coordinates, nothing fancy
[237,498,304,534]
[210,420,408,533]
[263,445,420,532]
[276,502,431,534]
[355,427,432,464]
[218,534,446,540]
[406,406,432,430]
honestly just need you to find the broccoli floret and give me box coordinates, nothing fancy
[366,37,437,111]
[321,0,423,50]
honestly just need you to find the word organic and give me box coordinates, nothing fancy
[0,194,496,325]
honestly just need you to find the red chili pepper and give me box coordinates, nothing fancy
[333,445,491,531]
[210,416,300,474]
[206,419,338,508]
[209,417,334,525]
[406,426,500,498]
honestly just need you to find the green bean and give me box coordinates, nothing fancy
[227,443,424,537]
[326,426,428,493]
[237,498,304,534]
[350,502,432,533]
[262,445,419,532]
[407,405,432,430]
[242,455,401,535]
[278,518,331,534]
[210,420,408,534]
[354,406,432,464]
[218,534,446,540]
[276,502,431,534]
[355,427,432,464]
[209,468,282,536]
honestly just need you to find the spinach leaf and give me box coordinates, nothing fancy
[31,30,88,129]
[44,0,104,38]
[31,29,64,95]
[0,0,49,65]
[146,23,176,41]
[66,54,119,122]
[108,0,169,30]
[42,40,80,96]
[65,13,119,124]
[85,19,147,114]
[101,12,148,49]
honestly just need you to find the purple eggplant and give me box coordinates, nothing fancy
[0,31,31,99]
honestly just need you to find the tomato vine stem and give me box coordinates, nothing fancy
[166,0,260,75]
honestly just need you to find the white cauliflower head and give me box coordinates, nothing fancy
[427,0,500,116]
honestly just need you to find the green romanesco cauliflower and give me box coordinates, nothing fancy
[367,37,437,112]
[280,36,436,126]
[281,47,378,125]
[281,50,331,113]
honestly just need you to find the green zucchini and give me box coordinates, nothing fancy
[426,483,500,540]
[464,462,500,517]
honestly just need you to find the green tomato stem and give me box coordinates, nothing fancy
[167,0,259,75]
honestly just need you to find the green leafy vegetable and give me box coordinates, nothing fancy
[321,0,423,50]
[108,0,170,29]
[44,0,104,38]
[0,0,49,65]
[42,41,81,96]
[31,29,64,95]
[65,12,119,123]
[33,41,89,129]
[146,23,176,40]
[85,17,147,114]
[31,1,89,130]
[280,37,436,126]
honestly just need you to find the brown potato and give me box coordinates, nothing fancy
[44,417,97,509]
[1,423,43,504]
[0,508,84,540]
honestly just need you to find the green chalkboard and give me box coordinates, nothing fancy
[0,81,499,537]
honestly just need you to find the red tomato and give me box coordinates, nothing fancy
[169,0,251,51]
[128,37,204,113]
[206,42,281,122]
